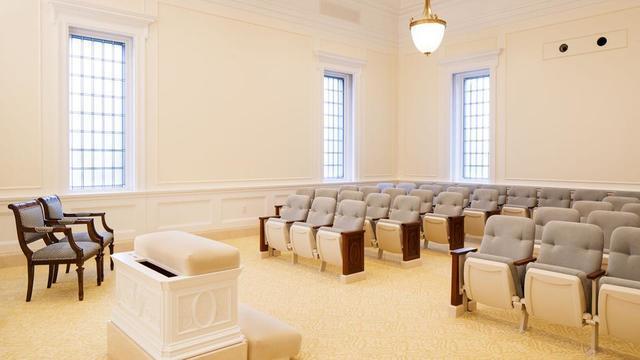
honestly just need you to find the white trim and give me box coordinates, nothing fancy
[438,49,501,184]
[48,0,155,194]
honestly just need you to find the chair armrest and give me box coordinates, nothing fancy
[366,217,382,222]
[587,269,606,280]
[514,256,537,266]
[340,229,365,237]
[25,226,69,234]
[64,211,105,217]
[401,221,421,229]
[274,204,284,215]
[450,247,477,256]
[313,224,332,229]
[259,215,280,221]
[46,218,92,225]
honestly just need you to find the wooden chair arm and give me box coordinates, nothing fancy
[587,269,606,280]
[514,256,537,266]
[450,247,477,256]
[64,212,113,233]
[259,215,280,221]
[340,229,366,237]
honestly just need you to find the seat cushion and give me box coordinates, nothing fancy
[600,276,640,291]
[468,252,522,298]
[134,231,240,276]
[66,231,114,246]
[238,304,301,360]
[32,242,100,261]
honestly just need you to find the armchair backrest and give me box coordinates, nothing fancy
[573,189,607,202]
[433,192,463,217]
[572,200,614,222]
[480,185,507,206]
[38,195,64,220]
[8,201,47,254]
[506,186,537,208]
[337,190,364,203]
[388,195,421,223]
[622,203,640,218]
[338,185,359,193]
[603,196,640,211]
[538,188,571,208]
[538,221,603,274]
[607,227,640,282]
[409,189,433,213]
[295,187,315,200]
[359,186,380,199]
[365,193,391,219]
[447,186,470,203]
[280,195,311,221]
[419,184,443,196]
[587,210,640,250]
[470,189,498,211]
[376,183,394,191]
[314,188,338,200]
[396,182,417,193]
[480,215,535,261]
[305,197,337,226]
[533,207,580,240]
[332,200,366,231]
[383,188,406,206]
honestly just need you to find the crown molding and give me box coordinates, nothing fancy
[49,0,156,27]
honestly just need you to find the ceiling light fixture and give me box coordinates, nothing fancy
[409,0,446,55]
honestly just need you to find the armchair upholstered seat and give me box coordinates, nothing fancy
[463,189,499,239]
[363,193,391,248]
[375,195,422,266]
[523,221,604,349]
[603,195,640,211]
[263,195,312,255]
[598,227,640,345]
[289,197,337,262]
[538,188,571,208]
[501,186,537,217]
[9,200,103,301]
[454,216,535,321]
[424,192,465,250]
[316,200,367,282]
[38,195,115,275]
[573,200,614,222]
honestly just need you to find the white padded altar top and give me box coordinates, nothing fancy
[134,230,240,276]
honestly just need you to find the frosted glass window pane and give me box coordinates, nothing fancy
[460,73,490,180]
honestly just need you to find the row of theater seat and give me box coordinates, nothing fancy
[451,215,640,353]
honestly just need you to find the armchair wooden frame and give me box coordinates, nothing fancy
[9,201,103,302]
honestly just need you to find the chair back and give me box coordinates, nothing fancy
[359,186,380,199]
[470,189,498,211]
[538,188,571,208]
[409,189,433,213]
[433,192,463,217]
[603,196,640,211]
[365,193,391,219]
[538,221,603,274]
[396,182,417,193]
[332,200,366,231]
[338,185,359,193]
[533,207,580,240]
[388,195,421,223]
[573,189,607,202]
[480,215,535,261]
[295,188,315,200]
[337,190,364,203]
[314,188,338,200]
[608,227,640,282]
[383,188,406,206]
[419,184,443,196]
[280,195,311,221]
[587,210,640,250]
[506,186,537,208]
[305,197,337,226]
[38,195,64,220]
[8,201,48,256]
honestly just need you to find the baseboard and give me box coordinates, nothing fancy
[0,225,259,269]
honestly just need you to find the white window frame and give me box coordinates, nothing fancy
[316,51,365,183]
[67,28,133,191]
[451,69,491,182]
[322,70,354,181]
[438,50,500,184]
[50,1,154,193]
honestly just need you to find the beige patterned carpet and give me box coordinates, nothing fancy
[1,235,639,359]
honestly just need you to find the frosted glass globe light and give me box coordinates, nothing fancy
[409,0,447,55]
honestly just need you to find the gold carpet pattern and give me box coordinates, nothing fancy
[1,235,639,359]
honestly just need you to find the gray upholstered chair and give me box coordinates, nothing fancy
[603,195,640,211]
[338,185,359,193]
[480,185,508,207]
[314,188,338,200]
[264,195,312,255]
[38,195,114,275]
[598,227,640,345]
[337,190,364,204]
[538,188,571,208]
[447,186,471,208]
[523,221,604,345]
[375,195,422,266]
[621,203,640,218]
[419,184,443,197]
[359,186,380,199]
[572,200,614,222]
[423,192,464,249]
[533,207,580,243]
[396,182,417,193]
[573,189,608,202]
[463,189,499,239]
[383,187,406,207]
[613,190,640,199]
[295,187,315,200]
[587,210,640,254]
[501,186,537,217]
[409,189,434,214]
[455,216,535,319]
[363,193,391,248]
[9,200,102,301]
[376,183,395,191]
[287,197,336,262]
[316,200,367,282]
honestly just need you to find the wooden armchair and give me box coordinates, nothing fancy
[38,195,115,275]
[8,200,102,301]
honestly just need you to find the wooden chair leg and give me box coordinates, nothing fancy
[96,255,102,286]
[26,263,34,302]
[76,264,84,301]
[109,243,114,271]
[65,263,71,273]
[52,264,59,283]
[47,264,54,288]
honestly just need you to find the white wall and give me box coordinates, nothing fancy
[397,0,640,190]
[0,0,398,259]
